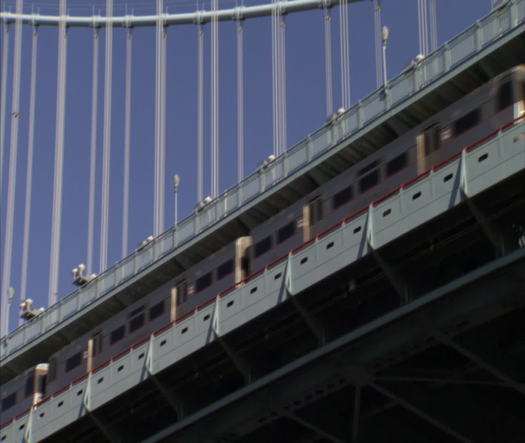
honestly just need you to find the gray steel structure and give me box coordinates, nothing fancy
[1,0,524,374]
[2,118,524,442]
[1,1,525,441]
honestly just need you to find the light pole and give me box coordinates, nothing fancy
[173,174,180,227]
[381,25,389,88]
[4,287,14,337]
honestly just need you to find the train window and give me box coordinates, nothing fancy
[277,221,296,243]
[110,325,125,345]
[308,198,323,226]
[358,160,379,176]
[91,331,103,356]
[453,109,480,136]
[497,81,512,111]
[129,312,145,333]
[128,306,145,319]
[196,272,213,293]
[65,352,82,372]
[176,280,188,306]
[48,357,57,382]
[25,373,34,398]
[217,259,234,280]
[359,170,380,193]
[38,373,47,395]
[149,301,165,320]
[1,393,16,411]
[332,186,353,209]
[254,236,272,258]
[386,152,408,176]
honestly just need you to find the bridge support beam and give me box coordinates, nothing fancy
[285,254,327,345]
[213,300,253,384]
[370,382,472,443]
[82,373,121,443]
[145,335,187,418]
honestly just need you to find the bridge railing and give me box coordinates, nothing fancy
[1,0,523,361]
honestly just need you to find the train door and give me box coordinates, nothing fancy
[416,124,441,174]
[171,279,189,321]
[303,196,323,241]
[87,330,103,371]
[235,236,252,282]
[33,364,49,405]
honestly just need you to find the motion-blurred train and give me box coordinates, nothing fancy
[2,65,524,425]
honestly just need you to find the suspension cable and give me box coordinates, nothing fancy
[122,28,132,258]
[279,12,287,154]
[236,19,244,183]
[339,0,350,109]
[100,0,113,272]
[418,0,429,55]
[271,0,279,156]
[211,0,219,197]
[373,0,382,88]
[49,0,68,306]
[429,0,438,52]
[19,25,38,322]
[323,5,333,117]
[87,28,99,274]
[0,24,9,214]
[1,1,22,336]
[154,0,166,235]
[197,23,204,202]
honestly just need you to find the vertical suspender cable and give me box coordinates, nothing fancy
[429,0,438,52]
[417,0,429,55]
[279,12,287,154]
[154,0,166,235]
[211,0,219,197]
[339,0,350,109]
[122,28,132,258]
[0,24,9,212]
[236,19,244,183]
[49,0,68,306]
[100,0,113,272]
[1,0,22,336]
[19,26,38,322]
[373,0,383,88]
[323,5,333,117]
[87,28,99,274]
[0,22,9,336]
[271,2,278,156]
[197,23,204,202]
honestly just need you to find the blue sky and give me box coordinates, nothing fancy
[0,0,493,334]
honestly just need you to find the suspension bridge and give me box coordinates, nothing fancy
[1,0,525,441]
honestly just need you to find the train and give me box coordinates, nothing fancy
[1,64,524,426]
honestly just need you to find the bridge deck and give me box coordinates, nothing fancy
[1,111,524,442]
[1,0,524,386]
